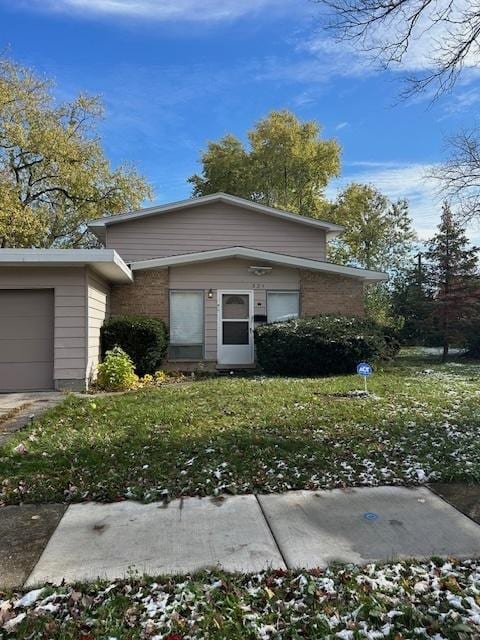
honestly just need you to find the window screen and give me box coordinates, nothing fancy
[223,321,249,345]
[169,291,204,358]
[267,292,299,323]
[222,294,249,319]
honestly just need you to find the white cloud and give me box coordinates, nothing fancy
[326,162,442,240]
[335,122,349,130]
[25,0,293,21]
[327,160,480,243]
[440,83,480,116]
[292,0,480,93]
[372,0,480,72]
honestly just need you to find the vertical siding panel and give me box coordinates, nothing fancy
[86,268,110,384]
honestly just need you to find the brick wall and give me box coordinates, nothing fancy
[300,271,365,317]
[110,268,169,323]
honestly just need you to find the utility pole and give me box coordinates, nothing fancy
[415,252,423,285]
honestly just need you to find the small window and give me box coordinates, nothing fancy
[222,294,249,319]
[169,290,204,360]
[223,321,249,345]
[267,291,299,324]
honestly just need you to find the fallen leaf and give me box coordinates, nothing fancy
[14,588,45,608]
[3,612,26,631]
[13,443,28,455]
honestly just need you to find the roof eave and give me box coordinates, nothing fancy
[130,247,387,282]
[0,249,133,283]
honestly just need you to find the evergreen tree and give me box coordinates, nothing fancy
[391,259,435,345]
[424,202,479,361]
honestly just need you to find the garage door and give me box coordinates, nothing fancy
[0,290,54,391]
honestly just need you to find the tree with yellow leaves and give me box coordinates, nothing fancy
[0,57,152,248]
[189,110,340,218]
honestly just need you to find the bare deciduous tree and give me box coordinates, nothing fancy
[432,129,480,221]
[316,0,480,96]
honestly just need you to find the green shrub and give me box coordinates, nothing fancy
[97,346,138,391]
[101,316,167,376]
[381,324,402,359]
[464,320,480,358]
[255,315,399,376]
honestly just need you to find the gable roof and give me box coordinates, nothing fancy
[130,246,387,282]
[88,193,344,242]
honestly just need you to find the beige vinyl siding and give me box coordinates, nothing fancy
[86,268,110,383]
[106,201,326,263]
[0,267,87,384]
[169,258,299,361]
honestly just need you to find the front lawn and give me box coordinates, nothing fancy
[1,352,479,504]
[2,560,480,638]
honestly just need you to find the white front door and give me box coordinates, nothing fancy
[217,290,254,365]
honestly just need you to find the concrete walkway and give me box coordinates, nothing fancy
[14,486,480,587]
[0,392,63,446]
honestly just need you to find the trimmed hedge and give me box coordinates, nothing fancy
[101,315,168,377]
[255,315,399,376]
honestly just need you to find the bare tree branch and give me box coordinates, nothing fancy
[315,0,480,97]
[431,128,480,220]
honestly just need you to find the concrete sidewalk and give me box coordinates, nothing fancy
[10,485,478,587]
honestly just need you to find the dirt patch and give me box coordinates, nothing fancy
[0,504,67,588]
[428,483,480,525]
[0,403,32,427]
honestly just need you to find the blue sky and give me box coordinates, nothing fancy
[1,0,479,240]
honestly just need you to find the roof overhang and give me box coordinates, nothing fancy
[0,249,133,283]
[88,193,344,242]
[131,247,387,282]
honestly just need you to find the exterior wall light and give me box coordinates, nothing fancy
[248,266,273,276]
[207,289,214,299]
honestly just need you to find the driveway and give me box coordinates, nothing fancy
[0,391,63,446]
[0,392,61,421]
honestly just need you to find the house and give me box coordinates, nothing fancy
[0,193,386,392]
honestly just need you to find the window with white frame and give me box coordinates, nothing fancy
[267,291,299,323]
[169,290,204,360]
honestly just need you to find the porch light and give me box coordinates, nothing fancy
[207,289,214,299]
[248,266,272,276]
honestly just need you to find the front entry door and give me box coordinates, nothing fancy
[217,290,254,365]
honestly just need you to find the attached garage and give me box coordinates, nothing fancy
[0,289,54,391]
[0,250,132,392]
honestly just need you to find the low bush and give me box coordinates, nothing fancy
[97,346,138,391]
[255,315,399,376]
[101,315,168,376]
[464,321,480,359]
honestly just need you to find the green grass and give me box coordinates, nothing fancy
[1,351,479,505]
[2,559,480,638]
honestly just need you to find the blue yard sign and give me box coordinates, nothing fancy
[357,362,373,377]
[357,362,373,393]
